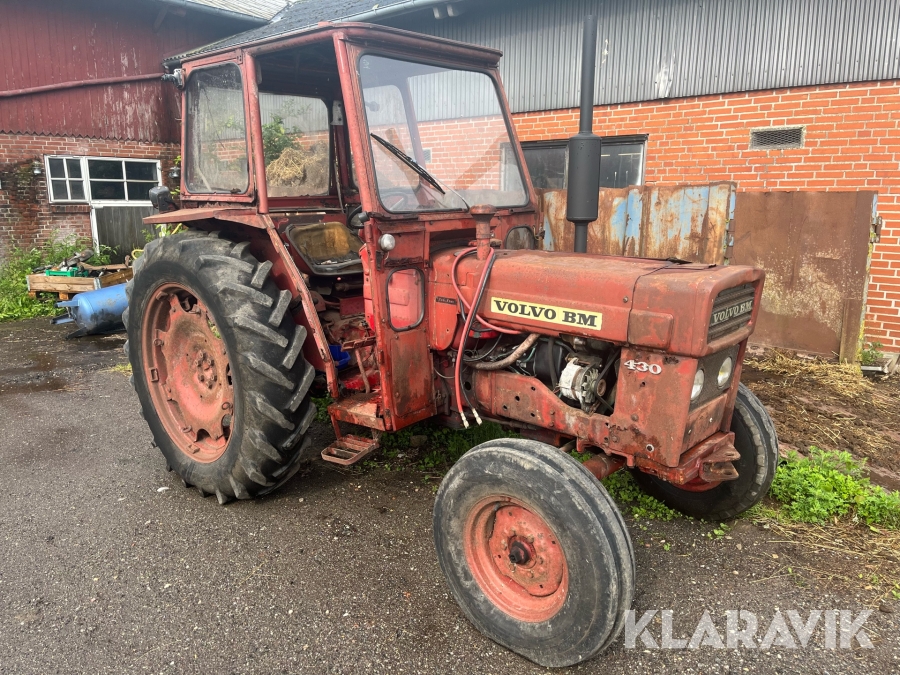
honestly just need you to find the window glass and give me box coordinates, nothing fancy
[599,142,644,188]
[87,159,158,202]
[259,94,330,197]
[48,158,65,178]
[185,64,249,194]
[88,159,123,180]
[51,180,68,201]
[523,145,567,190]
[90,181,127,201]
[358,54,527,213]
[125,161,156,181]
[522,139,645,190]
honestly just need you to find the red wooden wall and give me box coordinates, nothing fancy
[0,0,250,143]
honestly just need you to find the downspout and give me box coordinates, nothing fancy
[0,73,165,99]
[157,0,269,25]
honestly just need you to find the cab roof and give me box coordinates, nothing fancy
[165,10,503,68]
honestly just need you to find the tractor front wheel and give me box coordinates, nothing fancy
[433,438,634,668]
[124,230,316,504]
[633,383,778,520]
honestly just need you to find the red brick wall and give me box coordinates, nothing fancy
[513,80,900,352]
[0,133,179,259]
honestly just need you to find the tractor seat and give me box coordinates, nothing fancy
[286,221,364,276]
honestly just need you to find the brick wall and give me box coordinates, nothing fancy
[0,133,179,260]
[513,80,900,352]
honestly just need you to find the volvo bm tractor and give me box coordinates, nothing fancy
[127,19,777,667]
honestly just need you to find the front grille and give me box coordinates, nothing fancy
[708,283,755,342]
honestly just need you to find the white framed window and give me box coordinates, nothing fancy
[46,156,87,202]
[45,156,161,204]
[521,135,647,190]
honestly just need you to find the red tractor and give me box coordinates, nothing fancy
[128,19,776,667]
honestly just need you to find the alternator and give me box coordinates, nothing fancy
[559,358,607,407]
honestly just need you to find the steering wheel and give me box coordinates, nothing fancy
[379,187,420,212]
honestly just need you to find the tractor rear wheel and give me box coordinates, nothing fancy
[433,438,634,668]
[123,230,316,504]
[633,383,778,520]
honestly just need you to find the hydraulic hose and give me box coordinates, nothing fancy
[454,247,497,427]
[470,333,540,371]
[451,247,520,335]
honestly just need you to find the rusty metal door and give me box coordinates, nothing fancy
[539,182,735,263]
[731,191,878,359]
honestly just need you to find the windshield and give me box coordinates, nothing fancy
[358,54,527,213]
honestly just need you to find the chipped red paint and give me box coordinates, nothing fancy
[464,497,569,623]
[142,283,234,463]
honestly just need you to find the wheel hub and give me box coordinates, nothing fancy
[142,284,234,463]
[464,497,568,622]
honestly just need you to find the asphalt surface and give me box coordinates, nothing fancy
[0,318,898,674]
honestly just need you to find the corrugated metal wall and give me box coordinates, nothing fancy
[387,0,900,113]
[0,0,250,142]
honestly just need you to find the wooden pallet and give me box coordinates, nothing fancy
[26,268,133,300]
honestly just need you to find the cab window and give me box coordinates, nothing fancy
[185,64,249,194]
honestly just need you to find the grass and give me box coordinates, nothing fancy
[107,363,132,376]
[0,236,113,322]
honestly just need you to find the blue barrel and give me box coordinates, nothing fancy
[54,283,129,336]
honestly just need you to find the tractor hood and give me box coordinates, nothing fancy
[429,249,764,358]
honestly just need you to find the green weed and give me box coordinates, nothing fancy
[601,471,681,521]
[769,447,900,529]
[858,341,884,366]
[312,396,333,423]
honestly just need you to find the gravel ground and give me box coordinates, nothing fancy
[0,318,897,674]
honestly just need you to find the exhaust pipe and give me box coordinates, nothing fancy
[566,16,602,254]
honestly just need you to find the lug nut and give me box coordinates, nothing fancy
[222,402,232,410]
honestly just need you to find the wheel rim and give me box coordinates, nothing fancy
[142,283,234,463]
[464,496,569,623]
[678,476,722,492]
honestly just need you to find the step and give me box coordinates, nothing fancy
[328,392,385,430]
[321,435,380,466]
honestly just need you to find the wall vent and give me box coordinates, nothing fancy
[750,126,804,149]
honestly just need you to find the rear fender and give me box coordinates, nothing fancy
[156,216,339,397]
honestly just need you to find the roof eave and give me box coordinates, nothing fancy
[158,0,270,26]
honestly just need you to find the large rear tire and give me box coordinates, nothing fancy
[433,438,634,668]
[633,383,778,520]
[124,230,316,504]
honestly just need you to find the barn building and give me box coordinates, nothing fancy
[0,0,286,262]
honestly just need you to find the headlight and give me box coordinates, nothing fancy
[378,233,396,251]
[717,357,734,388]
[691,369,705,400]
